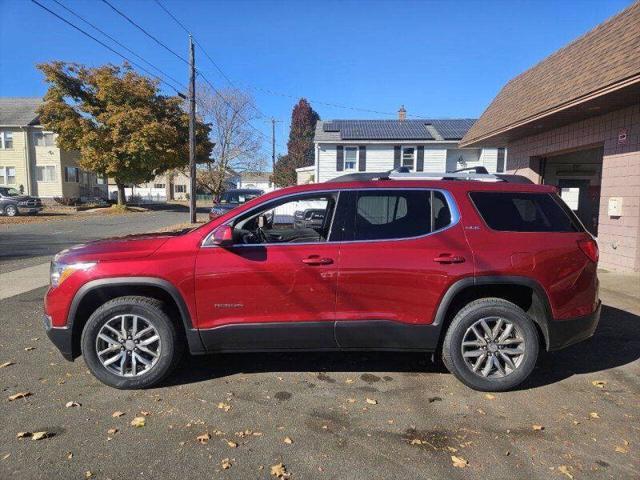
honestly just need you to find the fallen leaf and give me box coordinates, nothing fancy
[197,433,211,444]
[65,401,81,408]
[221,458,232,470]
[66,452,73,460]
[226,440,238,448]
[218,402,231,412]
[31,431,49,441]
[140,411,151,416]
[451,455,468,468]
[107,428,118,435]
[558,465,573,479]
[8,392,31,401]
[532,424,545,431]
[410,439,423,445]
[345,378,354,384]
[347,398,356,404]
[0,361,15,369]
[85,471,93,478]
[446,446,458,453]
[591,380,607,389]
[615,444,629,454]
[365,398,378,405]
[484,393,496,400]
[24,347,36,352]
[130,417,146,428]
[16,432,31,439]
[589,412,600,419]
[112,411,125,417]
[284,436,293,444]
[270,463,287,478]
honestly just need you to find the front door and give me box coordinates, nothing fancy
[558,179,599,235]
[194,192,341,351]
[333,189,470,349]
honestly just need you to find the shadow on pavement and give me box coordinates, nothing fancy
[165,304,640,389]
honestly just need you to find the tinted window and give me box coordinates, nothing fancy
[470,192,580,232]
[353,190,449,241]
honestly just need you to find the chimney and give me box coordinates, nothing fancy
[398,105,406,121]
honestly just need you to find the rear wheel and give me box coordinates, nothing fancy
[81,296,183,389]
[4,205,18,217]
[442,298,539,391]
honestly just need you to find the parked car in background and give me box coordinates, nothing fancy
[293,208,326,230]
[209,188,264,220]
[44,168,600,392]
[0,187,43,216]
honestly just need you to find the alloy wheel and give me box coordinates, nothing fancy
[461,316,525,378]
[96,314,161,377]
[5,205,17,216]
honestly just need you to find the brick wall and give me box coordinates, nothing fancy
[506,103,640,272]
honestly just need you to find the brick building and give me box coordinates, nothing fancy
[460,3,640,272]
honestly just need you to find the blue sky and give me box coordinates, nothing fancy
[0,0,633,156]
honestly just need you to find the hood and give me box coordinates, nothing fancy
[55,232,176,263]
[8,195,40,202]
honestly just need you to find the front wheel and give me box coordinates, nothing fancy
[4,205,18,217]
[81,296,183,389]
[442,298,539,391]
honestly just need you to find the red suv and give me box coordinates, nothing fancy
[44,170,601,391]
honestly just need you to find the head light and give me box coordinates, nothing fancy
[50,261,96,288]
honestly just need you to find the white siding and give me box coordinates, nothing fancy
[423,148,447,172]
[445,148,499,173]
[479,148,499,172]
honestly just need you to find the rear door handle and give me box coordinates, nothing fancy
[302,255,334,265]
[433,254,465,264]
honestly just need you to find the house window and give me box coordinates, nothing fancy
[96,175,106,185]
[36,166,56,182]
[344,147,358,170]
[402,147,415,170]
[174,185,186,193]
[34,131,56,147]
[64,166,80,183]
[0,166,17,185]
[154,183,165,189]
[0,131,14,149]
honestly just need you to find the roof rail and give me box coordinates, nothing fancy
[327,168,533,184]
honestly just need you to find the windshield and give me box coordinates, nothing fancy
[219,190,262,204]
[0,187,20,197]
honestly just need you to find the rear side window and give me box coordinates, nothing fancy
[470,192,580,232]
[351,190,452,241]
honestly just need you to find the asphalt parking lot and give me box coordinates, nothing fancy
[0,212,639,479]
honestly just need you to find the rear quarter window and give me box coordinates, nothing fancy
[470,192,581,233]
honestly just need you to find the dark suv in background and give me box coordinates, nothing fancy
[0,187,43,216]
[209,188,264,220]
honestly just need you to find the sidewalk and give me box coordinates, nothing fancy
[598,270,640,315]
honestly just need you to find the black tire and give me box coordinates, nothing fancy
[81,296,183,389]
[442,298,539,392]
[4,204,18,217]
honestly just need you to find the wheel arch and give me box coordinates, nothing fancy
[434,276,552,351]
[67,277,204,358]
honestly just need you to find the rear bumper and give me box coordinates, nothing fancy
[43,314,74,361]
[547,301,601,351]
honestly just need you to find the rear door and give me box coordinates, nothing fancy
[333,188,471,350]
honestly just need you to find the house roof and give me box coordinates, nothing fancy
[240,172,272,182]
[0,97,43,126]
[315,119,476,142]
[461,2,640,147]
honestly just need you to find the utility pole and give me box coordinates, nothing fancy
[188,35,197,224]
[271,117,276,174]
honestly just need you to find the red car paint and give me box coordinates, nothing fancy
[44,179,599,349]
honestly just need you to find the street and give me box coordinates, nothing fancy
[0,211,639,479]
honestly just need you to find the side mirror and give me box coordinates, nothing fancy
[212,225,233,246]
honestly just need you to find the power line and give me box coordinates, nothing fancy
[30,0,184,95]
[101,0,189,66]
[50,0,186,91]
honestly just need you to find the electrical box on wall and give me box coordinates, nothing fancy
[608,197,623,217]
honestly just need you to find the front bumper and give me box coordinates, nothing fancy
[17,205,43,214]
[43,314,74,361]
[547,301,601,351]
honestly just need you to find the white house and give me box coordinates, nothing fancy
[236,171,275,192]
[311,108,505,183]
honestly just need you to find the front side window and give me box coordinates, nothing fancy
[36,165,56,182]
[0,131,14,149]
[470,192,581,232]
[34,131,56,147]
[228,193,337,245]
[402,147,415,170]
[0,187,20,196]
[344,147,357,171]
[64,166,79,182]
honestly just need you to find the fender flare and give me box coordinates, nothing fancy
[433,275,553,348]
[67,277,205,354]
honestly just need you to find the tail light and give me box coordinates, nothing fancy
[578,238,599,263]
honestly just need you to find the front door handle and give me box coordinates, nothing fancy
[302,255,334,265]
[433,254,465,264]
